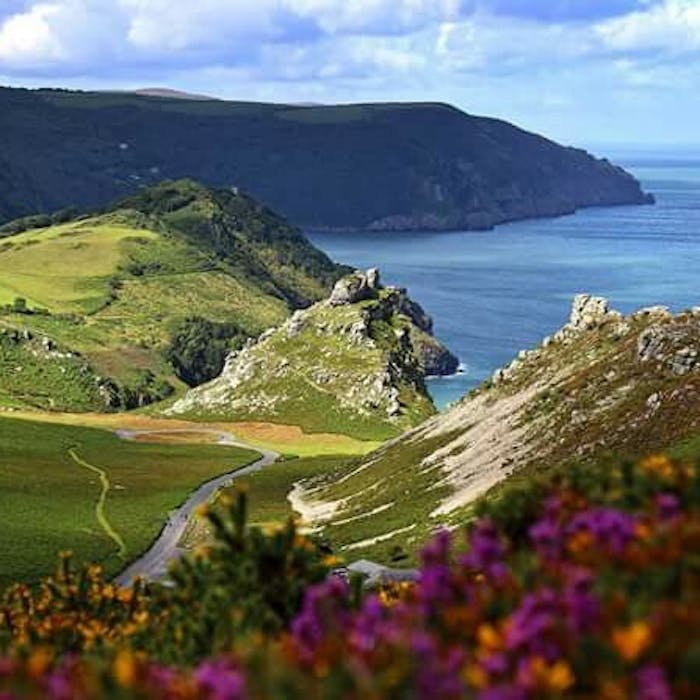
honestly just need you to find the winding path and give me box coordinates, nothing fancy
[113,428,279,587]
[69,448,128,559]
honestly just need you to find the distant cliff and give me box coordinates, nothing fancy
[0,87,652,231]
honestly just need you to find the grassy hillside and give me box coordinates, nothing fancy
[0,180,346,413]
[0,416,258,589]
[0,87,651,232]
[288,297,700,562]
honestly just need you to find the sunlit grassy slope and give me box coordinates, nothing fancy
[0,180,346,415]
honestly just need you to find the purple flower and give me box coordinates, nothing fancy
[421,529,452,567]
[194,659,246,700]
[506,589,562,661]
[654,493,681,521]
[529,517,563,560]
[562,569,600,635]
[636,664,672,700]
[567,508,637,555]
[477,685,527,700]
[461,519,509,582]
[44,671,73,700]
[290,575,350,661]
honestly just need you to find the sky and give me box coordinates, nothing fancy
[0,0,698,146]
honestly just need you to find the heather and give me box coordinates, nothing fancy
[1,454,699,698]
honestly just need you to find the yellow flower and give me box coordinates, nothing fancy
[195,504,209,518]
[612,621,652,662]
[113,650,137,687]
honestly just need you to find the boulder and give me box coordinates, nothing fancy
[329,268,382,306]
[569,294,614,331]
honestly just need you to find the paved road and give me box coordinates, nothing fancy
[113,428,279,587]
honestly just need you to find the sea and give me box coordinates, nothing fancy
[307,148,700,410]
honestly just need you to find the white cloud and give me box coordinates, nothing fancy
[596,0,700,53]
[0,3,64,63]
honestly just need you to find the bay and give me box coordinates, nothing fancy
[307,152,700,409]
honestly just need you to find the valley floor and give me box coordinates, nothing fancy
[0,410,375,589]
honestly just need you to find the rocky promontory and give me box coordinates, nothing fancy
[168,269,456,439]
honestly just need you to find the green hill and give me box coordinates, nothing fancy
[0,180,347,412]
[0,87,652,232]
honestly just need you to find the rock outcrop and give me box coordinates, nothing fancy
[168,269,456,438]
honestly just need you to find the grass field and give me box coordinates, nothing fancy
[0,221,158,312]
[0,416,259,589]
[1,410,381,457]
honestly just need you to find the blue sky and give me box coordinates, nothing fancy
[0,0,698,146]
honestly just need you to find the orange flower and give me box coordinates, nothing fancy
[639,455,674,480]
[525,656,575,693]
[476,623,503,652]
[612,621,652,662]
[567,530,594,555]
[26,648,52,678]
[464,663,489,689]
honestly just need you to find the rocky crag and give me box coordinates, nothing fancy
[291,295,700,560]
[168,269,457,440]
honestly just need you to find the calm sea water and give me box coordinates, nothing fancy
[307,152,700,409]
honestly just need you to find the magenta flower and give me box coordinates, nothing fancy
[636,664,672,700]
[461,519,509,582]
[194,659,246,700]
[654,493,681,520]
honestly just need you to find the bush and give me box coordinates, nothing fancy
[166,316,248,386]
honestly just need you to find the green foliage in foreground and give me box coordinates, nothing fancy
[0,417,258,589]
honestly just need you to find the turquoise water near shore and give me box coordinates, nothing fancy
[307,153,700,409]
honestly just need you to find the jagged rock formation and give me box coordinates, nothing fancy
[168,270,457,439]
[0,88,652,231]
[292,295,700,560]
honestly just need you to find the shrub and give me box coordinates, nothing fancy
[166,316,248,386]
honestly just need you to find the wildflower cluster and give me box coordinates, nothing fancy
[0,555,149,653]
[0,456,698,699]
[276,455,700,698]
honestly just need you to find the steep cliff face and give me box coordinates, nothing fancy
[168,269,456,440]
[292,295,700,560]
[0,88,652,231]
